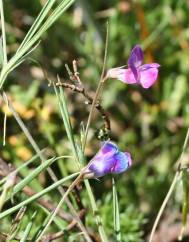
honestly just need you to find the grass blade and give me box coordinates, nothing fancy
[54,83,80,165]
[85,180,108,242]
[0,0,7,65]
[0,172,79,219]
[112,177,121,242]
[0,0,75,89]
[0,151,44,188]
[20,211,37,242]
[149,127,189,242]
[17,0,56,52]
[13,157,55,195]
[53,82,108,241]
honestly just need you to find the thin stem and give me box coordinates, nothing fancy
[149,127,189,242]
[36,173,84,241]
[41,23,110,241]
[82,22,109,151]
[46,165,92,242]
[36,141,110,241]
[82,76,107,150]
[0,0,7,65]
[43,209,86,241]
[112,177,121,242]
[84,180,108,241]
[149,172,179,242]
[3,112,6,146]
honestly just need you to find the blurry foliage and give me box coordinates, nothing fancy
[1,0,189,241]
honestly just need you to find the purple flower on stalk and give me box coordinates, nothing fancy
[86,142,132,178]
[107,45,160,89]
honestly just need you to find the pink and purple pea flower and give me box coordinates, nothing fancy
[107,45,160,89]
[86,142,132,178]
[85,45,160,178]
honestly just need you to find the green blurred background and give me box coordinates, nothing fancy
[1,0,189,241]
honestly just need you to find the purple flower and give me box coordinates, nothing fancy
[85,142,132,178]
[107,45,160,89]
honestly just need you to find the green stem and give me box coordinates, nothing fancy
[85,180,108,241]
[82,22,109,151]
[0,0,7,65]
[35,172,84,241]
[149,172,179,242]
[149,127,189,242]
[82,76,107,150]
[112,177,121,242]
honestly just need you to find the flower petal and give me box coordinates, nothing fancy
[128,45,144,80]
[128,45,144,67]
[88,142,118,177]
[111,152,132,174]
[139,64,159,88]
[95,142,118,159]
[89,156,115,178]
[87,142,132,178]
[140,63,160,70]
[117,68,138,84]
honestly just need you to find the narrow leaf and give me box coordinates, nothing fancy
[112,177,121,242]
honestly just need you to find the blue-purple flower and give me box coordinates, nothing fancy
[107,45,160,89]
[86,142,132,178]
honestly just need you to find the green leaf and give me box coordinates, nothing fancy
[0,37,3,67]
[112,177,121,242]
[0,172,79,219]
[20,211,37,242]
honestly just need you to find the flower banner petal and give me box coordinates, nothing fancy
[111,152,132,174]
[139,66,159,88]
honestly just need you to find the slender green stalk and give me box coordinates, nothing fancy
[80,25,110,241]
[149,172,179,242]
[3,112,6,146]
[39,206,66,231]
[20,212,37,242]
[31,210,56,241]
[149,127,189,242]
[44,23,110,241]
[178,170,189,240]
[54,82,80,165]
[84,180,108,241]
[35,172,84,241]
[112,177,121,242]
[82,76,107,150]
[0,187,7,211]
[0,0,7,65]
[82,22,109,151]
